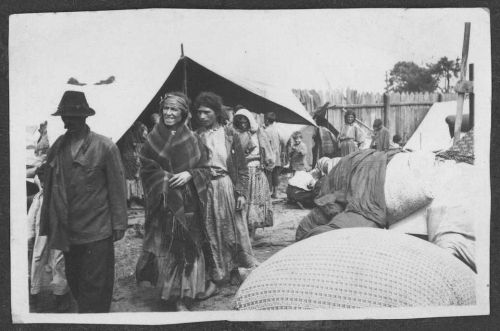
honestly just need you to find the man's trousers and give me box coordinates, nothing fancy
[64,236,115,313]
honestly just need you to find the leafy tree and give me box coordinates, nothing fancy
[387,61,438,93]
[427,57,460,93]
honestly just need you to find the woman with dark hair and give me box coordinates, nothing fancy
[338,110,364,156]
[135,92,210,311]
[117,121,148,208]
[195,92,258,296]
[233,108,274,239]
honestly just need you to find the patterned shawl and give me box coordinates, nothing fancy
[140,121,210,265]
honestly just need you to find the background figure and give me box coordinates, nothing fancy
[338,110,364,156]
[287,131,308,173]
[28,164,71,312]
[286,157,337,209]
[40,91,128,313]
[390,134,404,150]
[150,113,160,130]
[312,103,339,167]
[264,112,282,198]
[117,121,147,208]
[370,118,391,151]
[195,92,259,296]
[233,108,274,240]
[35,120,50,157]
[135,92,210,311]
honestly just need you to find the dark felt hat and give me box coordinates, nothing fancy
[51,91,95,117]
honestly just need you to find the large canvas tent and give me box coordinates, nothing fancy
[134,56,316,132]
[35,55,316,147]
[405,100,470,152]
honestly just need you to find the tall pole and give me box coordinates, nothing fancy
[181,44,191,128]
[454,22,471,144]
[469,63,474,128]
[181,44,188,97]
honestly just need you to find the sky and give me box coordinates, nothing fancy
[10,8,490,138]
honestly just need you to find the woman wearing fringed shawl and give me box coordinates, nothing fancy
[233,108,274,240]
[135,92,210,311]
[195,92,259,297]
[338,110,365,156]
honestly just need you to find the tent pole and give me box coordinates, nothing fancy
[181,44,188,96]
[453,22,471,144]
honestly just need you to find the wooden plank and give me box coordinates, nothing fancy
[469,63,474,127]
[454,22,471,144]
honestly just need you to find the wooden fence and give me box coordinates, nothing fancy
[293,89,457,142]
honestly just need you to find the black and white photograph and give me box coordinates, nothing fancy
[9,7,491,325]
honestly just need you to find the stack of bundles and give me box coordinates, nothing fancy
[296,150,437,241]
[234,228,476,310]
[296,149,396,241]
[437,128,474,164]
[426,160,479,271]
[384,151,436,225]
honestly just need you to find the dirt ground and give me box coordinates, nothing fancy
[30,175,310,313]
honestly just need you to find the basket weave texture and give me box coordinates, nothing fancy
[234,228,476,310]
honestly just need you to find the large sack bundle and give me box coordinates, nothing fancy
[427,161,479,271]
[234,228,476,310]
[384,152,435,224]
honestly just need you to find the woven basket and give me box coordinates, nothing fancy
[234,228,476,310]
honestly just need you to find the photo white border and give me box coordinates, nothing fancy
[9,7,491,324]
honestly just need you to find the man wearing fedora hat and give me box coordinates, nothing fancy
[40,90,128,313]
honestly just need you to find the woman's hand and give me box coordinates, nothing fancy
[169,171,193,188]
[236,196,246,211]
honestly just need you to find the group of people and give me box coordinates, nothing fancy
[28,90,284,313]
[27,89,409,313]
[285,110,406,209]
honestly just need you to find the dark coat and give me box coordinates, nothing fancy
[40,127,128,251]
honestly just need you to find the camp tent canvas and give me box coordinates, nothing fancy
[32,55,316,147]
[134,56,316,132]
[405,100,470,152]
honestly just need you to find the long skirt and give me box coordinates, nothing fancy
[339,140,359,157]
[246,166,273,231]
[205,175,258,283]
[126,178,144,200]
[136,182,205,301]
[30,235,69,296]
[156,251,205,301]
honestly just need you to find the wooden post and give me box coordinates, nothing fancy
[181,43,191,127]
[180,44,188,97]
[454,22,471,144]
[383,93,390,128]
[469,63,474,128]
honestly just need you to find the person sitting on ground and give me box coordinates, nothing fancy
[370,118,391,152]
[287,131,308,173]
[286,157,338,209]
[390,134,404,150]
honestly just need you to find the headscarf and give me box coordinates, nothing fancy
[234,108,259,133]
[159,93,190,121]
